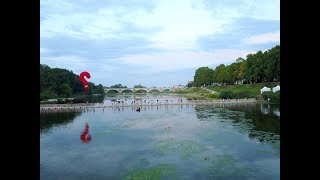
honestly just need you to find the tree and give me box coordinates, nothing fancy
[193,45,279,86]
[193,67,214,87]
[213,64,226,84]
[40,64,106,99]
[59,84,72,97]
[134,84,146,88]
[95,84,105,95]
[238,61,247,82]
[186,81,193,87]
[264,45,280,82]
[236,57,245,63]
[111,84,127,88]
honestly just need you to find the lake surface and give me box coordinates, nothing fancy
[40,95,280,179]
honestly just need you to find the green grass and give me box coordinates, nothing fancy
[175,82,280,100]
[175,87,213,100]
[207,82,279,98]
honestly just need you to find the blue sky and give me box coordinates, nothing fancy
[40,0,280,87]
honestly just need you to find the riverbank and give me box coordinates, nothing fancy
[40,98,258,112]
[175,82,280,103]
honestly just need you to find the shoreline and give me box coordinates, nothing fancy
[40,98,259,112]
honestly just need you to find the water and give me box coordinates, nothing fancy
[40,95,280,179]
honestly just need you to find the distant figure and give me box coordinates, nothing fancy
[136,107,141,112]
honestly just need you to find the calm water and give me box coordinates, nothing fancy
[40,95,280,180]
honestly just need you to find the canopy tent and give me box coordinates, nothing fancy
[260,86,271,94]
[273,85,280,92]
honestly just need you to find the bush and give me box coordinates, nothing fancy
[233,91,251,99]
[40,89,58,100]
[219,91,234,99]
[261,91,280,104]
[206,93,219,99]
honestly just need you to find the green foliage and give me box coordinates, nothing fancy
[261,90,280,104]
[177,83,279,100]
[135,89,147,93]
[186,81,193,87]
[175,87,213,100]
[232,91,251,99]
[206,93,219,99]
[217,90,252,99]
[59,84,72,97]
[110,84,127,88]
[40,88,58,100]
[208,82,279,98]
[191,45,280,86]
[133,84,146,88]
[94,84,105,94]
[193,67,214,87]
[40,64,105,100]
[219,91,234,99]
[213,64,226,84]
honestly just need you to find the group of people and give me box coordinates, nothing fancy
[110,98,185,107]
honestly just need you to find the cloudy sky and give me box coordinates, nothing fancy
[40,0,280,87]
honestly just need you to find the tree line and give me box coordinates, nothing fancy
[106,84,146,88]
[191,45,280,87]
[40,64,105,100]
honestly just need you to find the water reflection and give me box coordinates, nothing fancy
[40,112,81,135]
[194,103,280,143]
[260,103,280,117]
[103,94,188,106]
[41,99,280,179]
[80,122,92,144]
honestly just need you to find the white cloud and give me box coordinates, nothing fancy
[40,54,119,85]
[133,0,229,50]
[40,0,280,86]
[41,55,88,69]
[40,0,240,50]
[41,0,280,50]
[112,49,254,73]
[40,48,49,53]
[248,0,280,21]
[202,0,280,21]
[244,31,280,44]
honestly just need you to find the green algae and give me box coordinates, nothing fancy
[124,164,177,180]
[154,138,207,159]
[206,154,254,178]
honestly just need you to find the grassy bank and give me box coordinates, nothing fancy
[176,82,280,103]
[175,87,219,100]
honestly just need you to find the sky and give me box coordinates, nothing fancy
[40,0,280,88]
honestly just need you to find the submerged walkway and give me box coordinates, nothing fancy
[40,98,257,112]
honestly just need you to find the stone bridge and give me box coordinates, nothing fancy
[104,87,183,93]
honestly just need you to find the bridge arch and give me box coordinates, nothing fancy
[105,89,121,94]
[134,89,148,93]
[149,89,161,93]
[122,89,134,93]
[162,89,171,93]
[104,87,185,94]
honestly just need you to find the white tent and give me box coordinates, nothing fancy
[260,86,271,94]
[273,85,280,92]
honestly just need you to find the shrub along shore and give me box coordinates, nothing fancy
[175,82,280,104]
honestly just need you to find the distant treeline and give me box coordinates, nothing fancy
[40,64,105,100]
[191,45,280,87]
